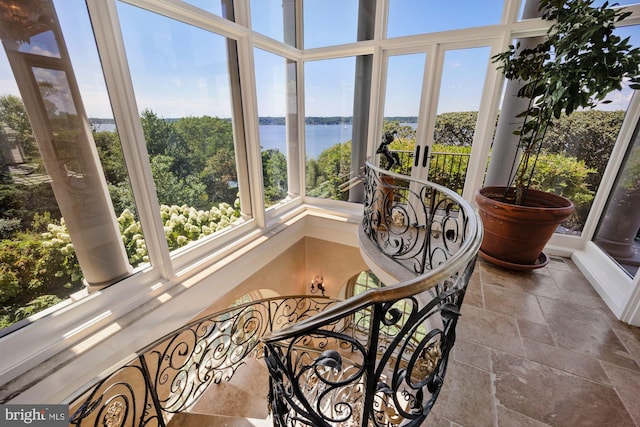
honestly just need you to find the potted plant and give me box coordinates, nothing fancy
[476,0,640,269]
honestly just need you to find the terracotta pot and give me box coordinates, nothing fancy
[475,187,575,268]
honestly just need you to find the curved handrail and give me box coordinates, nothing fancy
[263,162,482,426]
[264,163,482,343]
[67,163,482,427]
[67,295,342,426]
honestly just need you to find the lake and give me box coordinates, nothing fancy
[93,123,355,160]
[259,124,353,159]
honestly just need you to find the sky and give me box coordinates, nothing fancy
[0,0,639,119]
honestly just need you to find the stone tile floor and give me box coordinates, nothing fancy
[427,256,640,427]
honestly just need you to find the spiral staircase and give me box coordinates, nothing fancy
[67,163,482,427]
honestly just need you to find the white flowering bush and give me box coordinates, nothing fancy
[158,201,241,253]
[40,199,242,270]
[40,218,83,285]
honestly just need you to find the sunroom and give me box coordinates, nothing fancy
[0,0,639,425]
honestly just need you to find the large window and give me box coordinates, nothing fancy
[0,0,138,329]
[381,53,424,176]
[430,47,490,194]
[594,116,640,277]
[254,48,299,206]
[303,0,360,48]
[387,0,503,38]
[118,2,245,251]
[304,57,356,200]
[535,25,640,235]
[251,0,296,46]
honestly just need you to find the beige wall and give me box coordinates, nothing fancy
[196,237,368,317]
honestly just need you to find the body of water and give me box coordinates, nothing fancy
[259,124,353,159]
[92,122,415,160]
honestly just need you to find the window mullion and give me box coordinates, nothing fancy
[86,0,174,279]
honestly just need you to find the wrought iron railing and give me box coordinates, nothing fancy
[67,296,341,426]
[262,163,482,426]
[391,149,470,194]
[67,163,481,426]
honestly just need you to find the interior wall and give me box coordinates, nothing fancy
[304,237,368,299]
[195,236,368,317]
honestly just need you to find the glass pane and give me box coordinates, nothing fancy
[181,0,230,20]
[387,0,503,38]
[430,47,489,194]
[381,53,424,175]
[118,2,244,251]
[254,48,297,206]
[304,57,355,200]
[542,25,640,235]
[0,0,138,330]
[303,0,359,48]
[594,120,640,277]
[251,0,296,46]
[520,0,640,20]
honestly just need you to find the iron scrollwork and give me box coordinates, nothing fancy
[265,261,476,426]
[69,296,339,426]
[362,164,469,275]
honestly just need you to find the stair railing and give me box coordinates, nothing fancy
[262,162,482,426]
[67,296,342,426]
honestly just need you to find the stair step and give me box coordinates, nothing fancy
[189,357,270,419]
[168,412,272,427]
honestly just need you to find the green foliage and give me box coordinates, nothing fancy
[529,153,596,229]
[0,95,38,158]
[141,110,192,178]
[200,146,238,205]
[544,110,624,190]
[94,131,128,184]
[433,112,478,147]
[151,155,208,209]
[306,141,352,200]
[429,145,471,194]
[174,115,234,173]
[0,197,242,329]
[0,218,21,240]
[619,144,640,193]
[262,149,288,203]
[14,295,63,319]
[0,220,84,327]
[492,0,640,203]
[382,120,415,141]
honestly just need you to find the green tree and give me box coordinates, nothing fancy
[140,110,192,178]
[262,149,287,203]
[201,146,238,205]
[433,111,478,147]
[174,116,234,172]
[306,141,352,200]
[150,155,208,208]
[94,130,127,184]
[0,95,37,158]
[544,110,624,191]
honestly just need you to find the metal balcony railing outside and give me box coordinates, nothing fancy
[392,149,471,194]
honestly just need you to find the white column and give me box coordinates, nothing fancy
[484,0,543,186]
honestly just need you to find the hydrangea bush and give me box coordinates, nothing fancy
[49,199,242,271]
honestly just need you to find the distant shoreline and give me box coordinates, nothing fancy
[88,116,419,127]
